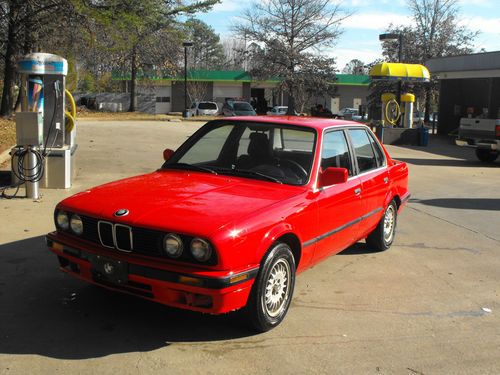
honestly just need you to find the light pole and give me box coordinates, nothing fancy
[379,33,403,112]
[182,41,193,118]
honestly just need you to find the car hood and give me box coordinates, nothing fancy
[59,170,305,237]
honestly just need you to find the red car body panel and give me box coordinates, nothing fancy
[47,117,410,315]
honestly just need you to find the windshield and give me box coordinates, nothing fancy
[163,121,316,186]
[199,102,217,110]
[233,102,253,111]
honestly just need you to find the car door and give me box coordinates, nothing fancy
[313,129,364,262]
[346,128,390,239]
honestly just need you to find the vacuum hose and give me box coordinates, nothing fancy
[65,89,76,132]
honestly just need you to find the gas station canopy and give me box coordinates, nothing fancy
[369,62,430,82]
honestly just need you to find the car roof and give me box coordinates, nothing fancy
[227,116,363,131]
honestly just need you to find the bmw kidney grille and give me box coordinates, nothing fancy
[98,221,133,252]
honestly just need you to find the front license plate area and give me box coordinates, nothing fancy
[90,255,128,285]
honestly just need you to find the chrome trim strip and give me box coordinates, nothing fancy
[302,207,383,247]
[98,221,115,249]
[114,223,133,253]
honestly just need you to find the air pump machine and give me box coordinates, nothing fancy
[12,53,77,199]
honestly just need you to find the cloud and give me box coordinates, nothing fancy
[324,47,383,71]
[458,0,495,7]
[458,15,500,34]
[212,0,245,13]
[341,12,413,30]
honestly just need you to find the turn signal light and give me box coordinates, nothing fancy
[229,274,248,284]
[178,275,204,286]
[495,125,500,138]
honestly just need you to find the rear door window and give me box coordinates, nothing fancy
[348,128,378,173]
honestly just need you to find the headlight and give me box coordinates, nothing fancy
[70,214,83,235]
[163,233,183,258]
[56,211,69,230]
[190,238,212,262]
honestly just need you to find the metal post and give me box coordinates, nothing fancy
[182,41,193,118]
[183,46,187,117]
[396,34,403,126]
[25,147,40,199]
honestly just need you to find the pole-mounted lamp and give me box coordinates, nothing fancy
[182,41,193,118]
[379,33,403,113]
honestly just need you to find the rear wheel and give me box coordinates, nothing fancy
[246,243,296,332]
[475,149,498,163]
[366,200,397,251]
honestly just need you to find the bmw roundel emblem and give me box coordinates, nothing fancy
[114,209,129,217]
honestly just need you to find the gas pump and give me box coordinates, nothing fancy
[10,53,77,199]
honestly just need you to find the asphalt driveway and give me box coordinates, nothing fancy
[0,120,498,374]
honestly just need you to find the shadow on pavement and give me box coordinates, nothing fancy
[410,198,500,211]
[338,242,381,255]
[396,158,497,168]
[0,236,256,360]
[394,134,498,166]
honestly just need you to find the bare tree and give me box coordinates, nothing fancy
[233,0,349,114]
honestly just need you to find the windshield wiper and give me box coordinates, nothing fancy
[163,163,218,175]
[218,168,282,184]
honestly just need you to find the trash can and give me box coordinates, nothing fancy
[419,127,429,146]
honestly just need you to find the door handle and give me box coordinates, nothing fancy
[354,188,361,196]
[383,177,389,184]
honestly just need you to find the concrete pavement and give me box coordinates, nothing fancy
[0,120,498,374]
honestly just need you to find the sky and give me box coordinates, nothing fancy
[196,0,500,72]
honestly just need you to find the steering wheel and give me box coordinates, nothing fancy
[278,159,308,180]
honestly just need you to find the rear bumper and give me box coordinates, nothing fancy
[46,232,258,314]
[456,138,499,150]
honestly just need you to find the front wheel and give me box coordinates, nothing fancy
[475,149,498,163]
[246,243,296,332]
[366,200,398,251]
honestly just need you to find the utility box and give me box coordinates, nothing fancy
[15,112,43,146]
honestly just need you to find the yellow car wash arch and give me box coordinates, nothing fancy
[369,62,430,128]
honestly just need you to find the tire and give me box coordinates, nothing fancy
[475,149,498,163]
[246,243,296,332]
[366,200,398,251]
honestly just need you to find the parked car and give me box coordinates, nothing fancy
[337,107,367,121]
[47,117,409,332]
[222,100,256,116]
[189,101,219,116]
[338,107,358,117]
[266,106,304,116]
[267,106,289,115]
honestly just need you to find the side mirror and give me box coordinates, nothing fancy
[319,167,348,188]
[163,148,175,161]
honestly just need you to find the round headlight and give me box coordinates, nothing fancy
[56,211,69,230]
[190,238,212,262]
[70,214,83,235]
[163,233,183,258]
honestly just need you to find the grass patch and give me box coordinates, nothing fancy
[0,118,15,156]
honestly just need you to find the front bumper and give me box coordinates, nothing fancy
[46,232,258,314]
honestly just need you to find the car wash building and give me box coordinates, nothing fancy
[426,51,500,135]
[112,70,370,114]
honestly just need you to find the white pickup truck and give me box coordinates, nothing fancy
[456,118,500,162]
